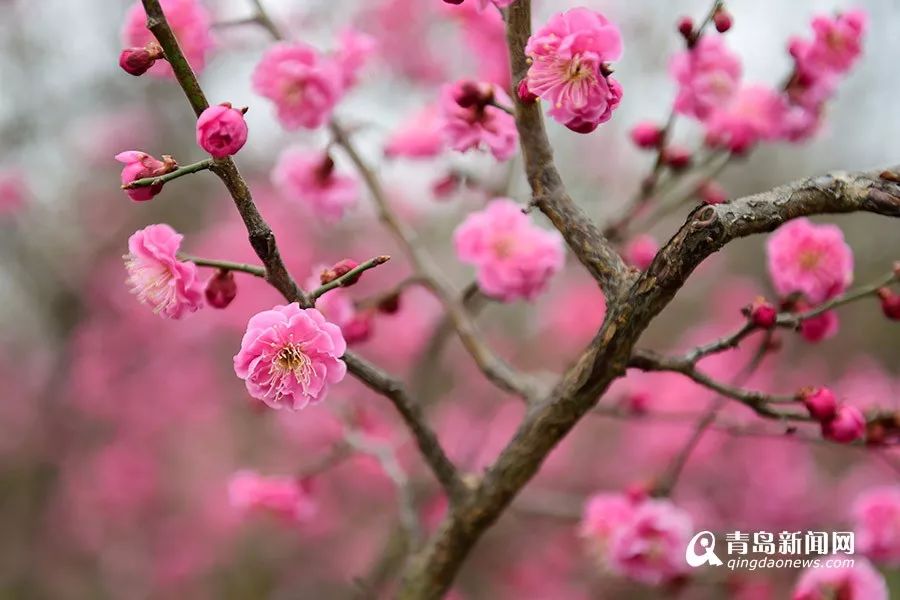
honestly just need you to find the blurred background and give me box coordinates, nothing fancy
[0,0,898,597]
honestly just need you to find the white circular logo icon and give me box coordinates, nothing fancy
[685,530,723,567]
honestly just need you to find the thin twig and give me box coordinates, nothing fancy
[179,254,266,277]
[310,255,391,300]
[123,158,213,189]
[777,271,899,327]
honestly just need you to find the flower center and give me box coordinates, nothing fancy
[564,56,594,84]
[126,256,176,313]
[274,343,312,386]
[798,250,822,271]
[283,80,306,106]
[492,235,516,259]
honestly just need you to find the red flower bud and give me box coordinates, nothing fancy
[699,181,728,205]
[119,42,163,77]
[377,292,402,315]
[629,122,663,149]
[713,8,733,33]
[677,16,695,42]
[320,259,361,286]
[877,288,900,320]
[662,146,692,170]
[516,79,538,104]
[821,405,866,444]
[342,313,373,344]
[205,270,237,309]
[800,387,838,422]
[746,297,778,329]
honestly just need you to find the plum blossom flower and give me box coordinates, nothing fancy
[821,404,865,443]
[454,198,565,302]
[670,35,742,120]
[624,234,659,270]
[524,8,624,133]
[251,43,343,130]
[233,304,347,410]
[792,556,887,600]
[115,151,176,201]
[272,149,358,222]
[766,218,853,303]
[334,28,377,89]
[580,493,636,561]
[703,85,787,154]
[122,0,213,77]
[438,81,518,161]
[799,309,840,343]
[445,1,511,88]
[228,470,316,523]
[195,103,248,158]
[792,10,867,78]
[852,485,900,566]
[124,224,204,319]
[608,499,693,585]
[385,105,444,159]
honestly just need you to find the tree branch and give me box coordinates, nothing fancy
[179,254,266,277]
[310,255,391,300]
[124,158,213,189]
[503,1,629,300]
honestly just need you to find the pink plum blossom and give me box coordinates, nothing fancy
[195,103,248,158]
[608,499,693,585]
[385,105,444,159]
[630,121,663,149]
[670,35,742,120]
[122,0,213,77]
[272,149,358,222]
[792,556,887,600]
[703,85,787,154]
[766,218,853,303]
[821,404,866,443]
[228,470,316,523]
[800,309,840,343]
[524,8,623,133]
[233,304,347,410]
[334,28,377,89]
[438,81,518,161]
[792,10,867,78]
[445,1,511,88]
[453,198,564,302]
[852,485,900,566]
[115,151,176,201]
[580,493,636,560]
[251,43,343,130]
[124,224,204,319]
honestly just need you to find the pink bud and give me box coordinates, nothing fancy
[677,16,694,41]
[115,151,177,201]
[342,313,373,344]
[800,387,837,422]
[205,270,237,309]
[747,297,778,329]
[516,79,538,104]
[196,103,249,159]
[119,42,163,76]
[629,122,663,149]
[799,309,839,343]
[821,405,865,443]
[662,146,692,169]
[877,288,900,320]
[320,259,361,286]
[699,181,728,205]
[377,292,402,315]
[713,8,733,33]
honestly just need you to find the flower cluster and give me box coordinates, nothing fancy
[251,29,374,130]
[580,492,692,585]
[438,81,518,161]
[233,304,347,410]
[800,387,865,443]
[124,224,204,319]
[453,198,565,302]
[523,8,623,133]
[271,149,358,222]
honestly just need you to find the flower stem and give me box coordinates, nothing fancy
[124,159,214,189]
[178,254,266,277]
[310,255,391,300]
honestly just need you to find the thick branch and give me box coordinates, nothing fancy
[504,2,629,300]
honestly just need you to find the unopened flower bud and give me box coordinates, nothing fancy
[800,387,837,422]
[677,16,695,42]
[877,288,900,320]
[745,297,777,329]
[713,7,733,33]
[662,146,692,170]
[821,405,865,443]
[377,292,402,315]
[196,103,249,158]
[320,259,361,286]
[342,312,373,344]
[516,79,537,104]
[119,42,163,76]
[629,121,663,149]
[205,269,237,309]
